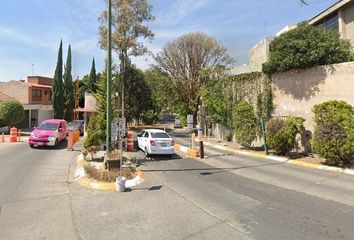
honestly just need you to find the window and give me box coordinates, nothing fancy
[32,89,42,97]
[44,90,47,95]
[316,13,339,32]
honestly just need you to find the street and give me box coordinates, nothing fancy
[1,133,354,240]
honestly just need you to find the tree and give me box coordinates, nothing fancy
[98,0,155,119]
[155,32,233,121]
[121,67,154,122]
[0,100,24,127]
[87,58,97,93]
[144,68,177,118]
[201,78,231,127]
[52,40,65,119]
[64,45,74,122]
[263,23,353,74]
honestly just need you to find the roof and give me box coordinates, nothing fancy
[28,83,52,89]
[309,0,352,25]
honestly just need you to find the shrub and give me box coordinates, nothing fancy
[262,23,352,74]
[83,115,102,149]
[312,100,354,167]
[266,116,304,155]
[232,101,258,148]
[0,100,24,127]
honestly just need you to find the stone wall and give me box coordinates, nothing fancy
[272,61,354,131]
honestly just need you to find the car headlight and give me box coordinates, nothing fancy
[48,136,56,141]
[31,132,37,138]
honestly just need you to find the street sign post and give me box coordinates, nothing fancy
[111,120,118,142]
[118,117,126,137]
[187,114,193,132]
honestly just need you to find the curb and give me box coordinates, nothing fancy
[174,144,198,157]
[189,139,354,177]
[74,153,145,191]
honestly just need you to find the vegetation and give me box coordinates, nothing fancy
[263,23,353,74]
[84,163,136,182]
[119,67,155,123]
[155,32,233,122]
[202,78,231,127]
[64,45,74,122]
[144,68,177,118]
[52,40,65,119]
[83,115,102,149]
[0,100,24,127]
[232,101,258,148]
[99,0,155,122]
[86,58,98,94]
[312,100,354,167]
[266,117,304,156]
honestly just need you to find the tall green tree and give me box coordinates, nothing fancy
[87,58,97,93]
[121,67,154,122]
[144,68,177,118]
[52,40,65,119]
[155,32,233,121]
[64,45,74,121]
[94,69,109,143]
[99,0,155,119]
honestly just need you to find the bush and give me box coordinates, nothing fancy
[232,101,258,148]
[312,100,354,167]
[0,100,24,127]
[262,23,352,74]
[266,117,304,156]
[83,115,102,149]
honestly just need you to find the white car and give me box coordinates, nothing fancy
[137,129,175,157]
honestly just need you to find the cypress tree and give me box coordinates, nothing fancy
[52,40,65,119]
[94,68,108,143]
[64,45,74,121]
[87,58,97,93]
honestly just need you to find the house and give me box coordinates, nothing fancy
[231,0,354,74]
[0,76,53,128]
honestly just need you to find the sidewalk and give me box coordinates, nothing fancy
[174,130,354,176]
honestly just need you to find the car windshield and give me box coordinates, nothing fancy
[151,132,170,139]
[37,123,59,131]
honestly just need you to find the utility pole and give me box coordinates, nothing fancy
[106,0,112,153]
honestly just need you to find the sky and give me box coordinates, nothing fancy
[0,0,339,81]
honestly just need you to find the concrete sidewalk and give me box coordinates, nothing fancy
[174,132,354,176]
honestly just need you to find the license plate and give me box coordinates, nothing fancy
[160,143,166,147]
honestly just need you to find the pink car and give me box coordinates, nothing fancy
[29,119,68,148]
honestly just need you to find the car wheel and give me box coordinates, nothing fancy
[29,144,35,148]
[54,139,58,147]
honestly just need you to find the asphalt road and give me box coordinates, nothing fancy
[0,141,78,240]
[1,132,354,240]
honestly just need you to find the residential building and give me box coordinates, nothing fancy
[0,76,53,128]
[231,0,354,74]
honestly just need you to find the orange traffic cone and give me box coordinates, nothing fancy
[67,132,74,151]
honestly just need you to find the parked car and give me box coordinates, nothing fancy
[137,129,175,157]
[0,126,10,134]
[174,117,182,128]
[29,119,68,148]
[68,120,84,136]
